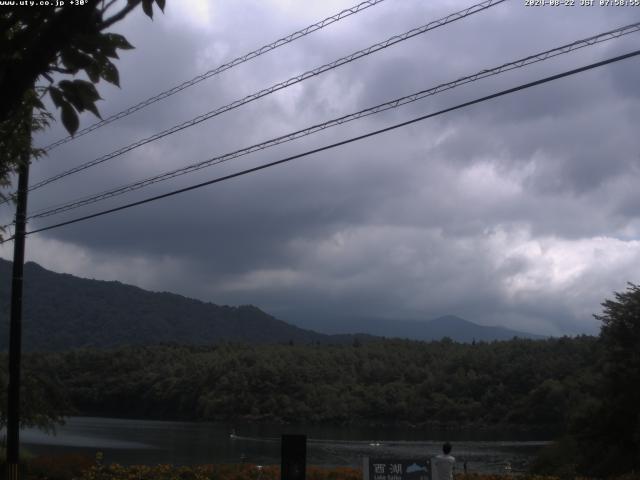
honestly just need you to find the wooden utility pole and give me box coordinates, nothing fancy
[6,130,31,480]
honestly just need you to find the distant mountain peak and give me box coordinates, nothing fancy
[287,313,544,342]
[427,315,469,326]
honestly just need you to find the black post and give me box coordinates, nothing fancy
[281,434,306,480]
[6,152,30,480]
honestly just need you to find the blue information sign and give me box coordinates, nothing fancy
[363,458,430,480]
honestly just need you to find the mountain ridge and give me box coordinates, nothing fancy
[0,258,541,350]
[291,313,543,342]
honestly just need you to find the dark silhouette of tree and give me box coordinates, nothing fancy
[0,353,70,433]
[0,0,167,427]
[574,283,640,476]
[0,0,165,204]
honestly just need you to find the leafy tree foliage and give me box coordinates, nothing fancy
[0,0,167,428]
[0,353,69,433]
[18,337,597,430]
[0,0,165,205]
[0,90,51,206]
[569,283,640,476]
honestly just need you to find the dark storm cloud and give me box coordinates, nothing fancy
[4,0,640,336]
[32,131,413,269]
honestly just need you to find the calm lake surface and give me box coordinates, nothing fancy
[20,417,550,474]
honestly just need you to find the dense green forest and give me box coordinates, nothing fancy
[2,336,598,428]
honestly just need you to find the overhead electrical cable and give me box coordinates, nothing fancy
[2,48,635,244]
[25,22,640,221]
[26,0,505,193]
[41,0,389,152]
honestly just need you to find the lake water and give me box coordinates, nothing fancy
[20,417,550,474]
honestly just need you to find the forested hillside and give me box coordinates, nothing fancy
[4,336,598,429]
[0,260,331,350]
[0,259,541,350]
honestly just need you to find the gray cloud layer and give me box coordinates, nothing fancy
[3,0,640,336]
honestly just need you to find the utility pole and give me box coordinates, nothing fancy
[6,124,31,480]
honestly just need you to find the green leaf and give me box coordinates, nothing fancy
[57,80,102,118]
[83,101,101,119]
[102,44,119,59]
[58,80,83,111]
[74,33,100,55]
[72,80,101,102]
[60,51,80,74]
[85,61,101,83]
[100,60,120,87]
[60,48,92,73]
[94,33,118,59]
[78,96,99,117]
[57,80,74,91]
[92,51,110,69]
[72,81,102,118]
[49,87,64,108]
[104,33,134,50]
[155,0,165,12]
[142,0,153,18]
[60,102,79,135]
[64,80,100,102]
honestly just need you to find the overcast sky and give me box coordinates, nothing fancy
[2,0,640,336]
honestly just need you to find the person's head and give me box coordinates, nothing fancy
[442,442,452,455]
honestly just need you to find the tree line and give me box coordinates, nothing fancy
[2,336,597,429]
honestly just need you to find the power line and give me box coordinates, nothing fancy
[27,0,505,193]
[25,21,640,221]
[4,48,636,243]
[40,0,389,152]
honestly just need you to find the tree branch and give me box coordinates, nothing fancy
[101,0,119,13]
[100,0,141,30]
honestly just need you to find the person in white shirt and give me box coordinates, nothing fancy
[432,442,455,480]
